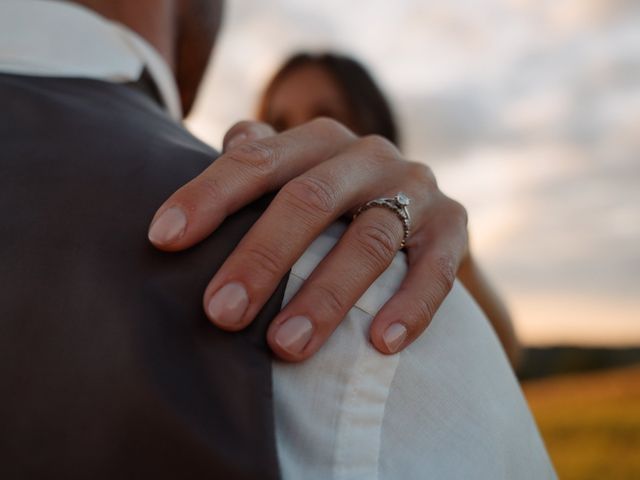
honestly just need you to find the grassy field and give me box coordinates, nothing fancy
[522,365,640,480]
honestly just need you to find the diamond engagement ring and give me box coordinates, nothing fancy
[353,192,412,249]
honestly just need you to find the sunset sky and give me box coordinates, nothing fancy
[188,0,640,346]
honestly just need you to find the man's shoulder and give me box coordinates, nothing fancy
[0,73,221,243]
[0,73,284,479]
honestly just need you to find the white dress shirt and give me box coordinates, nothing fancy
[0,2,556,478]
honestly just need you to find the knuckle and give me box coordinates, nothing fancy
[448,199,468,226]
[313,282,347,318]
[224,120,275,149]
[242,244,284,281]
[225,140,279,176]
[226,120,254,137]
[357,134,399,163]
[409,162,438,187]
[353,222,399,269]
[310,116,355,139]
[280,176,338,217]
[435,195,469,230]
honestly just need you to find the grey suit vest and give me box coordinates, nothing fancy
[0,73,285,479]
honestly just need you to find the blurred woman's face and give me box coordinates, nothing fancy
[264,63,355,132]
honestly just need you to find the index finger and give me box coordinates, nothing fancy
[147,118,355,251]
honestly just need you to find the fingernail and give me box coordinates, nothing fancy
[274,315,314,354]
[207,282,249,326]
[225,132,247,151]
[148,206,187,245]
[383,323,407,353]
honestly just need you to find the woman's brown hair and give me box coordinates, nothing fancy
[258,52,399,145]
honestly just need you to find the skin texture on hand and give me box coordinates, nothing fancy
[148,118,469,362]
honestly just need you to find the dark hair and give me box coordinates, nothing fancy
[258,52,399,145]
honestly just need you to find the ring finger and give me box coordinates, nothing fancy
[262,188,436,361]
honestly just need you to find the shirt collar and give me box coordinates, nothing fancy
[0,0,182,120]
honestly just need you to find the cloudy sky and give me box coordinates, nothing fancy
[188,0,640,346]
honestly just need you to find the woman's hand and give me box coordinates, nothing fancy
[148,118,468,362]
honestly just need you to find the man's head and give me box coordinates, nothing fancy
[68,0,223,116]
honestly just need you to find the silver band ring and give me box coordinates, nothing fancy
[353,192,412,249]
